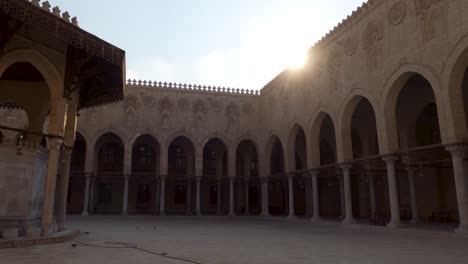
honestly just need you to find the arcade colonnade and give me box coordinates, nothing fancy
[68,54,468,233]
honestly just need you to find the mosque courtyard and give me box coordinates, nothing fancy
[0,216,467,264]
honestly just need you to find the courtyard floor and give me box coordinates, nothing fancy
[1,216,468,264]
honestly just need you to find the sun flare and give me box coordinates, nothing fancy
[285,51,308,70]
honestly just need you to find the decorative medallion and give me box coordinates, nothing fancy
[341,37,357,56]
[389,2,406,26]
[140,93,156,109]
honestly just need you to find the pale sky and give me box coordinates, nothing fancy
[51,0,364,90]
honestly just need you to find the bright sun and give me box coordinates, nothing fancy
[286,51,308,70]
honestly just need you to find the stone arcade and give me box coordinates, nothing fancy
[3,0,468,242]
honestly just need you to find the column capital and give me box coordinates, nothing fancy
[48,138,64,151]
[445,143,468,156]
[260,177,269,183]
[382,155,399,162]
[228,176,236,182]
[309,170,320,177]
[339,164,352,170]
[404,166,418,173]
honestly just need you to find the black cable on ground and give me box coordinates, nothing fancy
[72,236,203,264]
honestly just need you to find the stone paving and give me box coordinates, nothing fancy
[1,216,468,264]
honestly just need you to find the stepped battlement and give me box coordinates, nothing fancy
[27,0,79,26]
[126,79,260,97]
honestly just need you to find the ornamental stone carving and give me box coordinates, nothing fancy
[192,99,208,131]
[389,2,406,26]
[225,102,240,134]
[140,93,156,109]
[207,98,223,112]
[158,97,175,129]
[177,98,190,113]
[123,95,140,110]
[414,0,447,42]
[123,95,140,127]
[225,102,240,120]
[327,50,342,87]
[338,37,357,56]
[242,103,254,115]
[363,21,383,70]
[192,99,208,119]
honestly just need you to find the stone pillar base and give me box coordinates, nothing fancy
[2,228,18,239]
[25,227,41,238]
[287,215,297,220]
[455,226,468,235]
[81,212,89,216]
[342,218,357,224]
[387,220,403,228]
[310,216,322,222]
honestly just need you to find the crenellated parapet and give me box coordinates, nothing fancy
[126,79,261,97]
[310,0,383,49]
[28,0,79,26]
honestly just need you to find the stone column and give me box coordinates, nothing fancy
[217,178,222,215]
[216,152,223,215]
[311,170,320,221]
[89,177,95,214]
[406,167,420,223]
[122,176,129,215]
[155,176,160,214]
[261,177,270,216]
[384,156,402,228]
[186,177,192,215]
[196,176,202,215]
[229,177,235,216]
[41,138,63,236]
[287,174,295,218]
[243,153,251,215]
[446,145,468,234]
[160,176,166,215]
[338,175,345,219]
[368,173,377,219]
[244,178,250,215]
[81,174,91,215]
[159,145,168,216]
[341,164,356,224]
[56,148,73,231]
